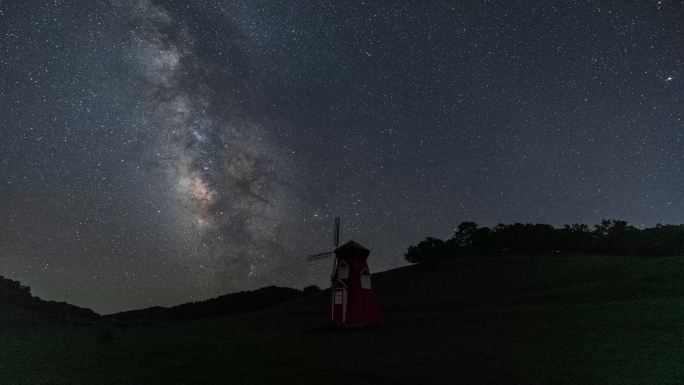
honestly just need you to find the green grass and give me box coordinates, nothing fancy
[4,255,684,384]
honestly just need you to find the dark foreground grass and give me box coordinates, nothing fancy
[4,255,684,384]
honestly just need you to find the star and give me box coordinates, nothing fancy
[1,0,682,314]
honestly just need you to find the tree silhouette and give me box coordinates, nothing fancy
[405,220,684,263]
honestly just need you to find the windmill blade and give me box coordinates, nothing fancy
[334,216,340,247]
[306,251,335,261]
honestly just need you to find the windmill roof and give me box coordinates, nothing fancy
[335,240,369,252]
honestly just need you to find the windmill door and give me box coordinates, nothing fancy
[331,288,347,324]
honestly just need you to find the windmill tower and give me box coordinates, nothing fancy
[307,217,383,327]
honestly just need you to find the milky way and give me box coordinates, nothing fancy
[123,0,312,291]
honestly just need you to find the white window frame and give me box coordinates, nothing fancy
[360,267,371,289]
[337,261,349,279]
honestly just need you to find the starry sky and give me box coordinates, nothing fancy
[1,0,682,314]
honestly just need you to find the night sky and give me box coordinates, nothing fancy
[1,0,682,314]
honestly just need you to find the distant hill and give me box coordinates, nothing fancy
[107,285,310,323]
[0,275,99,324]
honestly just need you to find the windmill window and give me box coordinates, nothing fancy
[361,274,371,289]
[338,265,349,279]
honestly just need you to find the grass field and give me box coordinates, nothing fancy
[4,255,684,384]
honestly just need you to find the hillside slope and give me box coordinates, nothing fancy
[107,286,307,322]
[0,275,99,324]
[6,255,684,384]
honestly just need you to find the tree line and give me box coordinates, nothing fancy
[405,220,684,263]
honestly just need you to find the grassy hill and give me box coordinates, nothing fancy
[0,275,99,324]
[4,255,684,384]
[107,286,306,323]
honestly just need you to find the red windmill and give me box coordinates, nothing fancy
[307,217,384,327]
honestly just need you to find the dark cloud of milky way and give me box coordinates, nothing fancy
[0,0,682,313]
